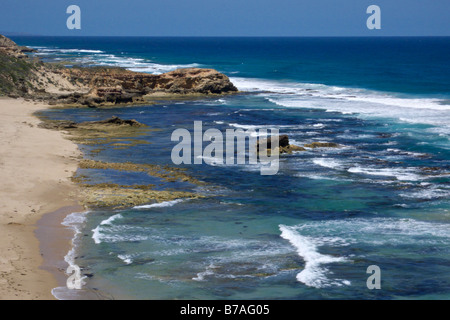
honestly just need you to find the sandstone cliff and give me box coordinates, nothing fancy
[52,66,238,107]
[0,35,36,58]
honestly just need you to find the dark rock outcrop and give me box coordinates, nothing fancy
[256,136,343,155]
[257,135,306,155]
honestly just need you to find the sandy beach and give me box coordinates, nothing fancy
[0,97,81,300]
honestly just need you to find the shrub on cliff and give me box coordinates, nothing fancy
[0,53,39,96]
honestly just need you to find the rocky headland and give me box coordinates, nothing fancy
[0,35,238,107]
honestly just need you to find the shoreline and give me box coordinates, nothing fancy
[0,97,82,300]
[35,205,84,299]
[36,206,110,300]
[0,96,204,300]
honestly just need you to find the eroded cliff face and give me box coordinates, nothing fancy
[0,35,36,58]
[51,67,238,106]
[0,34,238,106]
[62,67,237,94]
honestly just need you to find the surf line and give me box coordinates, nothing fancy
[171,121,280,175]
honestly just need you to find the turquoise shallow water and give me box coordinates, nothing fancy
[17,36,450,299]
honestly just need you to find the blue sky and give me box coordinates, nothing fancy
[1,0,449,36]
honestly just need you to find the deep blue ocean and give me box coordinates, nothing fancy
[13,36,450,299]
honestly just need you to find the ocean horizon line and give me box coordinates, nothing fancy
[5,34,450,39]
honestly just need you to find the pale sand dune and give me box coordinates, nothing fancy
[0,97,81,300]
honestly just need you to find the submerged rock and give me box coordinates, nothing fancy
[77,159,204,185]
[38,116,151,149]
[38,120,78,130]
[74,159,206,209]
[80,185,202,209]
[304,142,341,148]
[282,144,307,153]
[38,116,145,130]
[87,116,145,127]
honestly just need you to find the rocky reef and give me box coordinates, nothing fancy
[38,115,152,149]
[79,185,202,209]
[75,159,205,209]
[38,114,206,209]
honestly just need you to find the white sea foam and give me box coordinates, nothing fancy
[279,225,349,288]
[53,210,90,297]
[230,77,450,134]
[337,133,377,140]
[228,123,290,130]
[227,123,303,138]
[33,48,105,54]
[385,148,429,158]
[62,210,89,231]
[295,173,350,181]
[312,158,344,170]
[32,46,202,75]
[91,226,103,245]
[93,53,201,74]
[289,218,450,247]
[359,218,450,242]
[92,225,149,245]
[193,263,217,281]
[59,49,105,54]
[348,166,422,181]
[61,211,89,267]
[127,63,202,74]
[133,199,184,210]
[101,213,123,225]
[118,254,134,265]
[400,186,450,200]
[346,95,449,111]
[195,154,226,166]
[92,214,124,244]
[277,217,450,290]
[231,76,448,111]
